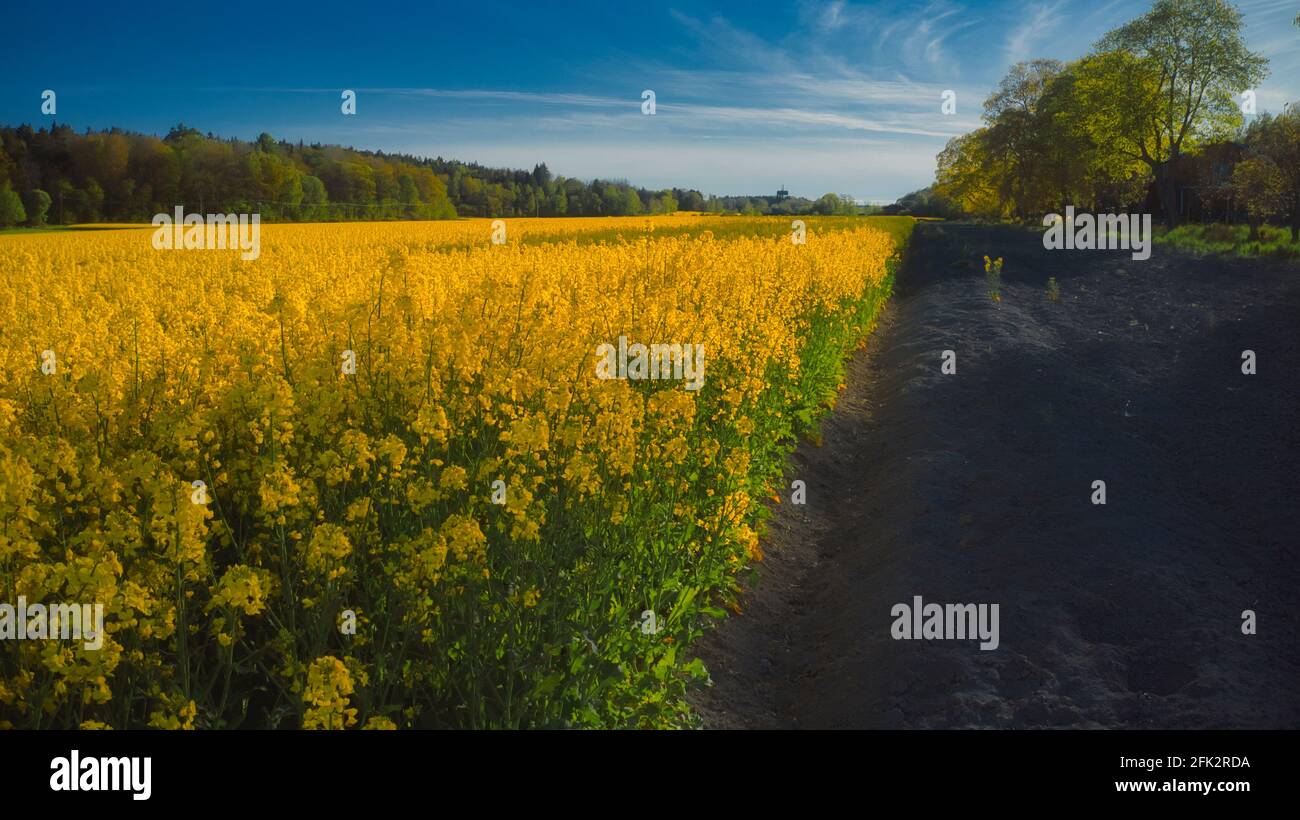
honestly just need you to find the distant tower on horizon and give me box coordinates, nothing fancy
[776,186,789,200]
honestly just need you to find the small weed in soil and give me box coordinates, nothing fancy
[984,255,1003,302]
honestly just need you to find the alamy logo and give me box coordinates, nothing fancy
[1042,206,1152,261]
[50,750,151,801]
[595,335,704,391]
[151,207,261,260]
[891,595,1000,650]
[0,597,104,650]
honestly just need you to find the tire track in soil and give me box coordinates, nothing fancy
[689,222,1300,729]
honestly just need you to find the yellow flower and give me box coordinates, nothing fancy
[438,465,468,491]
[302,656,358,730]
[303,524,353,579]
[0,214,903,729]
[208,564,274,616]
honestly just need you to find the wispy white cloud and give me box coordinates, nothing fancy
[248,84,977,139]
[900,2,975,72]
[1004,1,1065,65]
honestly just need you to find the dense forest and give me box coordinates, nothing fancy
[0,123,712,226]
[0,123,867,227]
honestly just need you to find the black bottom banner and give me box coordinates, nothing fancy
[0,729,1286,808]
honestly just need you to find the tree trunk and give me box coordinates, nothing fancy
[1154,161,1180,228]
[1248,219,1259,242]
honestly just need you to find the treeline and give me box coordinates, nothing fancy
[925,0,1299,239]
[428,159,698,218]
[0,121,891,228]
[703,191,871,216]
[881,187,964,219]
[0,123,710,226]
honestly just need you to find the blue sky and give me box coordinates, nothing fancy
[2,0,1297,201]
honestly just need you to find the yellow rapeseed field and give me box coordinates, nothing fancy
[0,215,908,728]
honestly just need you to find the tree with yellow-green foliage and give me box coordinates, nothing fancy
[1233,156,1287,240]
[1241,105,1300,241]
[1077,0,1269,226]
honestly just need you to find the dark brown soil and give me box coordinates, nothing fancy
[689,222,1300,729]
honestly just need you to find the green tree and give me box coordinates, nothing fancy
[934,131,1006,219]
[532,163,552,188]
[623,187,642,215]
[981,60,1068,217]
[548,187,567,216]
[814,193,843,215]
[0,181,27,227]
[1243,105,1300,241]
[1232,156,1286,240]
[300,175,328,221]
[24,189,52,226]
